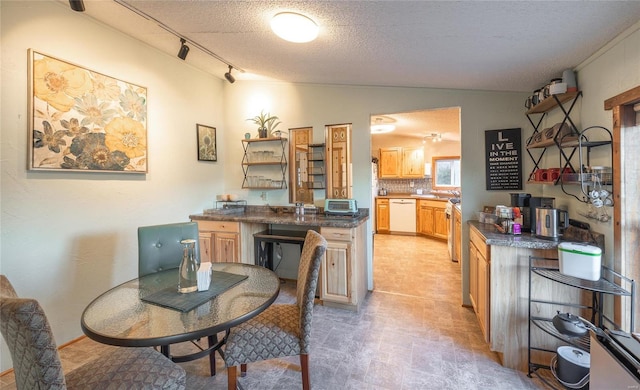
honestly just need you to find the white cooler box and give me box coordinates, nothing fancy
[558,242,602,281]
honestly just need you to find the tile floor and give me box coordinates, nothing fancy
[1,234,547,389]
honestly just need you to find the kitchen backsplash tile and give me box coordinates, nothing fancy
[378,178,431,194]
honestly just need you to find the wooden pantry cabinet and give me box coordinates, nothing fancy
[320,224,367,311]
[417,199,447,239]
[378,147,424,178]
[469,224,490,343]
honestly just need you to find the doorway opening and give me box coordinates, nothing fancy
[369,107,462,293]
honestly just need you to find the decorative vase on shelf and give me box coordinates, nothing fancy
[178,239,198,293]
[258,127,268,138]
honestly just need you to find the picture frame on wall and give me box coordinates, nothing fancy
[27,49,148,173]
[197,124,217,161]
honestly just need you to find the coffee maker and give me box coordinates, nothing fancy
[510,193,555,232]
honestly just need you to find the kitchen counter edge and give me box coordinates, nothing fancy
[376,194,450,201]
[468,220,559,250]
[190,209,369,228]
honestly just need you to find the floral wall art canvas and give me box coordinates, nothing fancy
[28,50,148,173]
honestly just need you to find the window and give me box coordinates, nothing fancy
[432,156,460,189]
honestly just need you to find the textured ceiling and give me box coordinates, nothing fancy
[72,0,640,142]
[78,0,640,93]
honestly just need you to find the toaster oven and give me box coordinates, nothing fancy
[324,199,358,215]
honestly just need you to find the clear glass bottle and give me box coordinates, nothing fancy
[178,239,198,293]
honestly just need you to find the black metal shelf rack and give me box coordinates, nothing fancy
[527,256,635,388]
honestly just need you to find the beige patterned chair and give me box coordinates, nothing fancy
[224,229,327,390]
[0,275,186,389]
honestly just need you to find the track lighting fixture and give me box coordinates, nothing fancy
[224,65,235,84]
[69,0,85,12]
[422,133,442,143]
[114,0,244,81]
[177,38,190,60]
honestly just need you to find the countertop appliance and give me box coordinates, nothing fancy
[324,198,358,215]
[510,195,554,232]
[389,198,416,233]
[535,207,569,240]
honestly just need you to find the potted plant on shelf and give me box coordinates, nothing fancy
[247,110,281,138]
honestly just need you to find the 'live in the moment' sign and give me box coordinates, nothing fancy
[485,128,522,190]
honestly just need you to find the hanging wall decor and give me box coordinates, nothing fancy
[196,124,217,161]
[28,49,148,173]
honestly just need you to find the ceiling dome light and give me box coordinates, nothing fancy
[370,124,395,134]
[370,117,396,134]
[271,12,319,43]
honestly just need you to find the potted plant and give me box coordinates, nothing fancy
[247,110,281,138]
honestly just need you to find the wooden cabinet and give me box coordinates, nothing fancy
[375,198,390,233]
[469,225,490,343]
[193,221,266,264]
[320,224,367,311]
[417,199,447,239]
[326,124,352,199]
[401,147,425,178]
[379,147,401,178]
[469,238,478,309]
[417,201,434,236]
[196,221,240,263]
[379,147,424,178]
[433,207,447,238]
[453,206,462,262]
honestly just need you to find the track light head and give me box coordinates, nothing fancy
[177,38,189,60]
[224,65,235,84]
[69,0,85,12]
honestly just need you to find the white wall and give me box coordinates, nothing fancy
[223,81,531,309]
[538,22,640,264]
[1,1,226,371]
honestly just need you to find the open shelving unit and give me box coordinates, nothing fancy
[241,137,288,190]
[307,143,325,189]
[525,91,614,204]
[527,256,635,389]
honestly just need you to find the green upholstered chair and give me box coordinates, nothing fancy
[0,275,186,390]
[138,221,221,376]
[137,221,201,277]
[224,229,327,390]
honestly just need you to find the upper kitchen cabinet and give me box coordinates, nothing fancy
[379,147,424,178]
[326,124,352,199]
[402,147,425,178]
[289,127,314,204]
[379,147,401,178]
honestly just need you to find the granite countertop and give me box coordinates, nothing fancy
[468,220,560,250]
[190,206,369,228]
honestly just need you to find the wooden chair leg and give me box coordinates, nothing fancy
[240,363,247,377]
[227,365,237,390]
[300,354,310,390]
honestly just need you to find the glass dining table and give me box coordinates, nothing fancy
[81,262,280,375]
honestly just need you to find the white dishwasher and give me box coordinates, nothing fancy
[389,198,417,233]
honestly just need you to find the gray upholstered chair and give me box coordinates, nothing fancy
[137,221,201,277]
[224,229,327,390]
[0,275,186,390]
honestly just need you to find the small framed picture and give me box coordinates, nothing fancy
[197,124,216,161]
